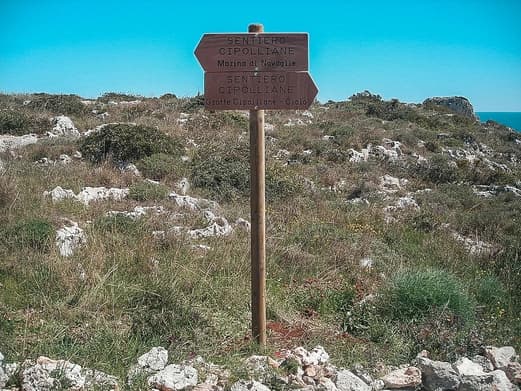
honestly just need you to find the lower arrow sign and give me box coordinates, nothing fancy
[204,71,318,110]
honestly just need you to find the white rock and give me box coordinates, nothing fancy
[137,347,168,372]
[188,217,233,239]
[50,115,80,138]
[318,377,339,391]
[336,369,371,391]
[265,123,275,133]
[302,110,314,119]
[453,357,486,376]
[417,356,460,391]
[235,218,251,231]
[322,135,335,141]
[452,232,494,255]
[459,370,516,391]
[76,186,129,205]
[73,151,82,159]
[58,154,72,165]
[485,346,518,370]
[230,380,271,391]
[44,186,77,203]
[148,364,198,391]
[107,205,164,220]
[169,192,218,211]
[176,177,190,195]
[381,367,422,389]
[359,257,373,269]
[380,175,404,192]
[0,134,39,153]
[56,221,86,257]
[120,163,141,176]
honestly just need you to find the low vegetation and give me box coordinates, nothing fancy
[0,91,520,382]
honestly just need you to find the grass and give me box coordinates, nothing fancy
[1,92,520,385]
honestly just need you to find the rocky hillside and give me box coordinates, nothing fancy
[0,91,520,390]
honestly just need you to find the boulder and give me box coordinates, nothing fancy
[381,366,422,389]
[137,347,168,372]
[417,356,460,391]
[504,362,521,385]
[230,380,271,391]
[459,370,516,391]
[335,369,371,391]
[56,221,86,257]
[0,134,39,153]
[423,97,477,120]
[50,116,80,138]
[484,346,518,370]
[453,357,486,376]
[148,364,198,391]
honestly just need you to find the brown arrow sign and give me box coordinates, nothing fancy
[195,33,308,72]
[204,71,318,110]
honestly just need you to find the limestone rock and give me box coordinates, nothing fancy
[56,221,86,257]
[188,217,233,239]
[484,346,518,370]
[381,366,422,389]
[138,347,168,372]
[453,357,486,376]
[504,362,521,385]
[169,191,218,211]
[148,364,198,391]
[417,356,460,391]
[230,380,271,391]
[459,370,516,391]
[0,134,39,153]
[470,356,494,373]
[50,116,80,138]
[335,369,371,391]
[44,186,77,203]
[76,186,129,205]
[423,96,477,120]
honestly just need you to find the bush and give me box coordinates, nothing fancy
[0,110,48,135]
[382,269,475,324]
[137,153,179,180]
[191,145,249,201]
[128,287,207,344]
[128,181,169,201]
[475,275,509,310]
[3,218,54,251]
[266,164,303,201]
[27,93,87,116]
[79,123,182,163]
[98,92,142,103]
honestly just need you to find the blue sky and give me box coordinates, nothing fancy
[1,0,520,111]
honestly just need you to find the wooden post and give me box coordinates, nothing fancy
[249,23,267,347]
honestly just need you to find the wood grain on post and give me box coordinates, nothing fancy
[248,23,267,347]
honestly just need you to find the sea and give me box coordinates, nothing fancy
[476,112,521,133]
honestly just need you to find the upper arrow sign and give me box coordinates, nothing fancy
[195,33,308,72]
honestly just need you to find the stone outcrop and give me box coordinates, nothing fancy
[423,96,478,120]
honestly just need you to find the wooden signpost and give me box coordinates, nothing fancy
[195,24,318,347]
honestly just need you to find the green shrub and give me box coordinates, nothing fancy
[79,123,182,163]
[98,92,142,103]
[191,145,249,201]
[0,110,48,135]
[382,269,475,324]
[417,155,458,184]
[128,181,169,201]
[27,93,87,116]
[475,275,509,310]
[128,287,207,344]
[4,218,54,251]
[266,164,303,201]
[137,153,178,180]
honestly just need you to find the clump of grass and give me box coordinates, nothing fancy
[128,181,169,201]
[94,214,143,234]
[382,268,475,324]
[136,153,179,180]
[27,93,88,116]
[2,218,54,251]
[191,144,249,201]
[79,123,182,163]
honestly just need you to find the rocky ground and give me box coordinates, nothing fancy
[1,92,520,390]
[1,345,520,390]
